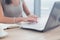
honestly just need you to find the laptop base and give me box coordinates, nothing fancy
[21,25,59,32]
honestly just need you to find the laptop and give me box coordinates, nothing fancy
[20,2,60,32]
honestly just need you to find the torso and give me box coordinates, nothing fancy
[2,0,23,18]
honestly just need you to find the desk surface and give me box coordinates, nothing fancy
[0,26,60,40]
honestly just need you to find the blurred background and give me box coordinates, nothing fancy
[24,0,60,17]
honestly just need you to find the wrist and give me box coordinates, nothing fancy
[27,13,32,16]
[14,17,27,23]
[27,13,34,17]
[22,17,28,22]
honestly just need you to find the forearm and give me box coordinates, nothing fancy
[0,17,15,24]
[23,2,31,16]
[0,17,25,24]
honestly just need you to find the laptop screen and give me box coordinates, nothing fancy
[45,2,60,31]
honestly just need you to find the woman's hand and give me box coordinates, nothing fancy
[25,17,37,23]
[26,15,38,22]
[15,16,37,23]
[28,15,38,18]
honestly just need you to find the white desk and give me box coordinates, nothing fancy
[1,26,60,40]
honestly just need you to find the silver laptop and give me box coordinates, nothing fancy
[20,2,60,32]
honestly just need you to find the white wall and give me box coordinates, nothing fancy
[41,0,60,18]
[24,0,60,16]
[41,0,60,14]
[41,0,60,9]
